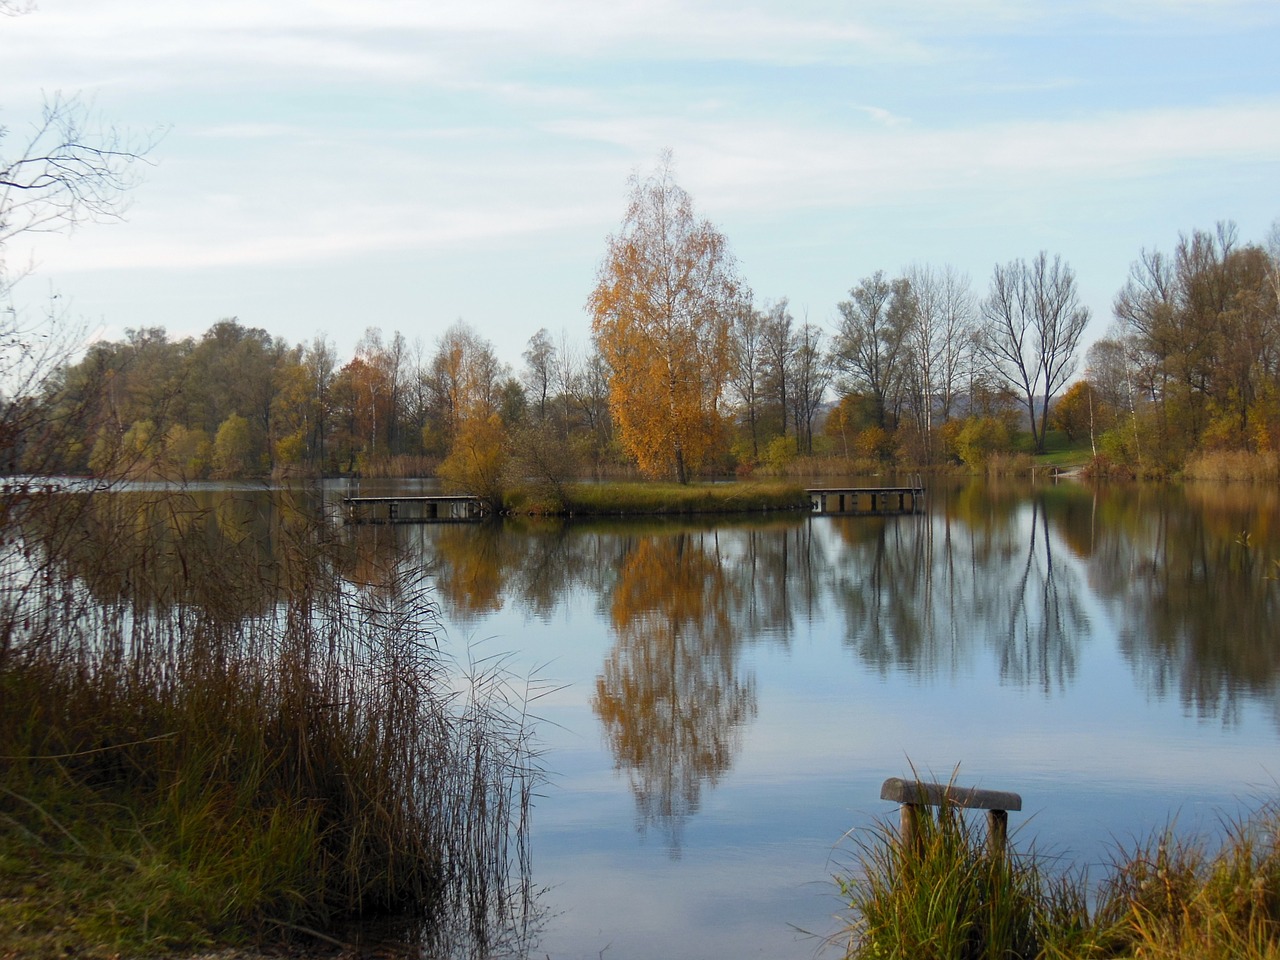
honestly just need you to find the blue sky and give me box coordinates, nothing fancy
[3,0,1278,369]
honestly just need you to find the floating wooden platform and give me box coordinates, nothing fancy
[807,485,925,516]
[342,495,488,524]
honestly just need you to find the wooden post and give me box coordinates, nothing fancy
[987,809,1008,860]
[899,802,922,857]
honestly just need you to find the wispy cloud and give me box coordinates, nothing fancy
[2,0,1276,358]
[2,0,924,93]
[548,98,1280,212]
[20,92,1277,278]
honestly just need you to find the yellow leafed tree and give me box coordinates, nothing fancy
[588,152,743,483]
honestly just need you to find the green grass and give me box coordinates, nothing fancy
[1033,431,1093,471]
[837,787,1280,960]
[1004,428,1093,472]
[839,801,1062,960]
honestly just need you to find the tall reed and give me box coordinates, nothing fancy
[1090,807,1280,960]
[1183,450,1280,482]
[0,485,539,957]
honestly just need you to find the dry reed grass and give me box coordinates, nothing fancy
[0,485,540,958]
[1184,450,1280,482]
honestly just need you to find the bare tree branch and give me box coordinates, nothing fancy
[1,92,161,248]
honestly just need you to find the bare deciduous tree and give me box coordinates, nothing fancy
[521,328,556,424]
[760,299,795,442]
[789,320,830,455]
[979,252,1090,453]
[901,263,976,442]
[728,302,766,460]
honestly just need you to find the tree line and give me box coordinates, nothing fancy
[1085,221,1280,474]
[5,154,1280,486]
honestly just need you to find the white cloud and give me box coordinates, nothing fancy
[852,105,912,127]
[16,92,1275,282]
[1,0,922,95]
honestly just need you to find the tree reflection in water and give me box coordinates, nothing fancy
[40,482,1279,738]
[593,532,757,855]
[385,484,1280,856]
[1083,483,1280,724]
[826,487,1090,694]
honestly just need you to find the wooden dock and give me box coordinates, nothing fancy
[807,483,925,516]
[342,495,488,524]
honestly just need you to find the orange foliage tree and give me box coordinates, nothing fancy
[588,152,743,483]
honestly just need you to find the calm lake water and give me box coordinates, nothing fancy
[318,478,1280,960]
[33,477,1280,959]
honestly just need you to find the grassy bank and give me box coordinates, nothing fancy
[0,492,537,958]
[506,480,812,516]
[839,789,1280,960]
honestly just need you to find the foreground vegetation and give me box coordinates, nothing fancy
[0,490,538,958]
[839,792,1280,960]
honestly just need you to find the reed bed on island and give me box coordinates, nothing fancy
[547,479,811,516]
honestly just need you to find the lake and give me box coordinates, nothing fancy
[23,477,1280,959]
[318,477,1278,959]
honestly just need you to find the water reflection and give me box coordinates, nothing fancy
[14,486,331,618]
[1083,484,1280,724]
[26,481,1280,732]
[818,492,1090,695]
[335,489,1270,859]
[593,533,757,854]
[20,480,1280,851]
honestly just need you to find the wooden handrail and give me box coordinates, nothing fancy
[880,777,1022,859]
[880,777,1021,812]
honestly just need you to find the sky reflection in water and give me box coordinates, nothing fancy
[372,481,1280,959]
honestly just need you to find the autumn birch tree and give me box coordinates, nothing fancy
[588,153,742,483]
